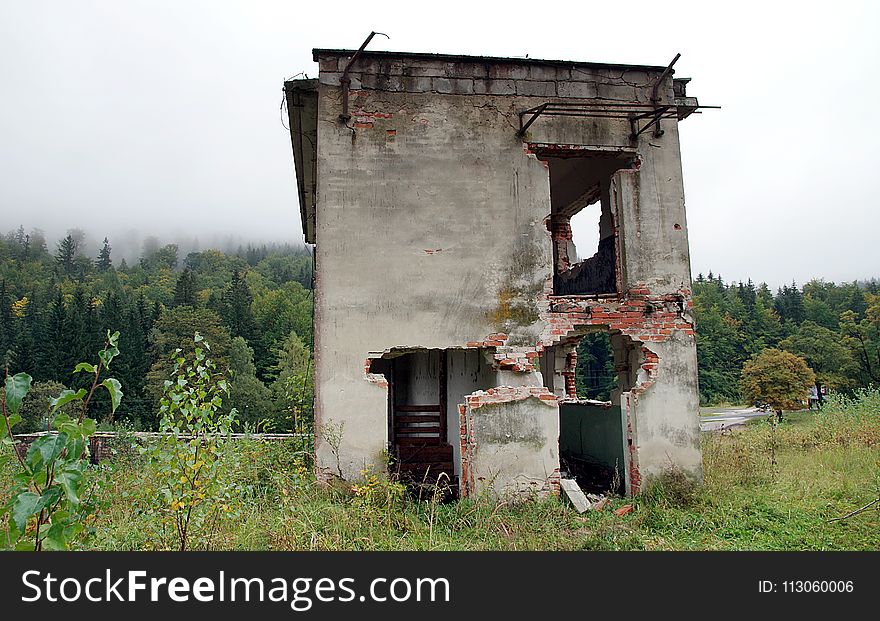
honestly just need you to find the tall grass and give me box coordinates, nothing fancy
[3,389,879,550]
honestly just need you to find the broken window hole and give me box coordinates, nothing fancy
[542,151,636,296]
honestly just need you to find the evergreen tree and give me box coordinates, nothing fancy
[846,286,868,320]
[43,290,67,378]
[145,306,233,414]
[11,226,30,262]
[222,270,257,342]
[96,237,113,271]
[11,293,40,380]
[55,234,78,277]
[757,282,774,307]
[101,291,125,333]
[574,333,616,401]
[62,287,91,379]
[13,225,26,249]
[172,268,198,307]
[0,280,12,366]
[775,282,806,327]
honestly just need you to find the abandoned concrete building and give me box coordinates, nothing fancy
[284,45,705,498]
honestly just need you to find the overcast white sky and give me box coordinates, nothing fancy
[1,1,877,287]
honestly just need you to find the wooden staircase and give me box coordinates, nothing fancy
[392,404,454,489]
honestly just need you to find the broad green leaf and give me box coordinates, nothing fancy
[101,378,123,413]
[73,362,96,374]
[32,468,48,488]
[98,345,120,369]
[50,389,87,412]
[6,514,21,544]
[66,436,84,462]
[11,492,41,532]
[107,330,120,346]
[4,373,32,417]
[40,486,64,510]
[13,472,32,486]
[80,418,97,438]
[25,432,69,470]
[67,522,84,540]
[53,413,73,426]
[55,416,80,438]
[0,413,22,437]
[42,534,67,551]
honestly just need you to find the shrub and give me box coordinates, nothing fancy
[140,334,242,551]
[0,331,122,550]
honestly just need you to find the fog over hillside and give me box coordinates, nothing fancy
[3,224,309,268]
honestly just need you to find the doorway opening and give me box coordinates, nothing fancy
[542,329,637,495]
[369,347,495,495]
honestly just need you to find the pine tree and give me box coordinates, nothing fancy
[222,270,257,342]
[96,237,113,271]
[101,291,125,334]
[11,294,40,380]
[61,288,92,381]
[846,286,868,320]
[775,282,805,326]
[55,234,78,277]
[172,268,198,307]
[0,280,12,367]
[13,225,26,248]
[11,226,30,262]
[43,290,67,379]
[117,298,152,425]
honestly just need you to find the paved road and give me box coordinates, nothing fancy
[699,407,768,432]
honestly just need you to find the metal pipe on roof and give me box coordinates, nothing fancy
[339,31,389,123]
[651,53,681,106]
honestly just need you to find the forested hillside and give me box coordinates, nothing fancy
[573,273,878,406]
[0,226,314,432]
[691,273,878,404]
[2,226,877,427]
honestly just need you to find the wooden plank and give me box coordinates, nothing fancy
[439,349,448,442]
[394,415,441,424]
[395,404,441,412]
[398,464,454,474]
[395,427,441,435]
[388,361,396,446]
[396,445,454,460]
[395,437,442,445]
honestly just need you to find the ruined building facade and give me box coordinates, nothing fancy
[285,49,703,496]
